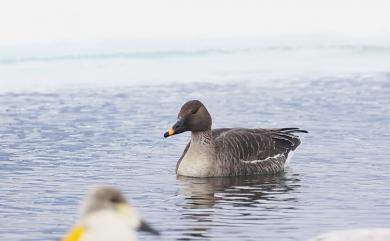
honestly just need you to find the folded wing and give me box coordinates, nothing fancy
[213,128,307,175]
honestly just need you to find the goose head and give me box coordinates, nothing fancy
[61,186,159,241]
[164,100,212,138]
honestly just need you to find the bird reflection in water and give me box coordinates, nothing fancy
[175,172,301,240]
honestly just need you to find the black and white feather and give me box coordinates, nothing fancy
[213,127,307,175]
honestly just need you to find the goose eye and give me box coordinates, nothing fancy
[109,196,121,203]
[191,110,197,115]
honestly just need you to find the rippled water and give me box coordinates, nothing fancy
[1,74,390,241]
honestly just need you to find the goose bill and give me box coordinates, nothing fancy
[164,118,186,137]
[61,225,85,241]
[138,220,160,235]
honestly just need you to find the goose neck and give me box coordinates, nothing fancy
[191,130,213,146]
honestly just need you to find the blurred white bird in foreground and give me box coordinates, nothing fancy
[61,186,159,241]
[308,228,390,241]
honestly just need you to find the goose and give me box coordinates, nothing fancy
[61,186,159,241]
[308,229,390,241]
[164,100,307,177]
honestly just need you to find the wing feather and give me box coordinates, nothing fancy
[213,128,306,175]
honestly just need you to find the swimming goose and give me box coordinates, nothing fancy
[164,100,307,177]
[308,229,390,241]
[61,186,159,241]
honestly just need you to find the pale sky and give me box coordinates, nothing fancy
[1,0,390,45]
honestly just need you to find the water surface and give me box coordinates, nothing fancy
[0,75,390,240]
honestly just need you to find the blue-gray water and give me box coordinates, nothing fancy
[0,75,390,241]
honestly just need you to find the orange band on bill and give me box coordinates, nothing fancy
[168,127,175,136]
[61,225,85,241]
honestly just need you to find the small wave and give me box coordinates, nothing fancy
[1,45,390,65]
